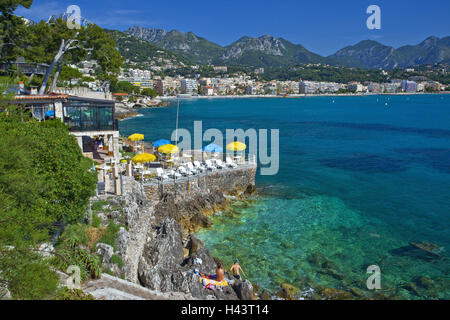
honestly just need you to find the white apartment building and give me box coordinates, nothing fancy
[213,66,228,72]
[299,81,321,94]
[383,83,400,93]
[367,82,383,93]
[318,82,341,93]
[181,79,199,95]
[129,69,151,79]
[348,82,364,92]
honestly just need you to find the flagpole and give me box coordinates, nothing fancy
[175,99,180,145]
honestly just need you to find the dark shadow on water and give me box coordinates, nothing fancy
[389,245,443,262]
[319,153,409,173]
[393,148,450,174]
[295,121,450,139]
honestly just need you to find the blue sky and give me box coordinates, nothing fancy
[16,0,450,56]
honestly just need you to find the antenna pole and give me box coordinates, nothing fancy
[175,99,180,144]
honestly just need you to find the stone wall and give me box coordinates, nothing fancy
[144,167,257,233]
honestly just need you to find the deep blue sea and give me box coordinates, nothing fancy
[120,95,450,299]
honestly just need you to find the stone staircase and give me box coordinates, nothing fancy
[82,274,195,300]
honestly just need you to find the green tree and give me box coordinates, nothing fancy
[141,88,157,98]
[59,65,82,86]
[0,104,97,299]
[0,0,33,62]
[19,16,122,93]
[111,81,135,94]
[85,24,123,81]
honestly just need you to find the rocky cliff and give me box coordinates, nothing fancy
[112,167,257,300]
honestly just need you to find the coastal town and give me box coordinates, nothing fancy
[111,63,449,99]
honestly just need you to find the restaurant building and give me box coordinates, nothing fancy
[12,94,120,162]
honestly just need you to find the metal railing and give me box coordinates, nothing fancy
[133,151,257,186]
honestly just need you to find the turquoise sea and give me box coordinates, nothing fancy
[120,95,450,299]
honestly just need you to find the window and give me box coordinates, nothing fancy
[32,103,54,121]
[64,106,81,130]
[63,101,115,131]
[80,107,97,130]
[98,107,113,130]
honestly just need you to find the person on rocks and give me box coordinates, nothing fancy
[216,263,225,282]
[230,260,246,280]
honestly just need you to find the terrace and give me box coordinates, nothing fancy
[130,150,257,187]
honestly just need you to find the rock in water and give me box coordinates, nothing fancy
[409,242,442,258]
[232,280,254,300]
[318,287,353,300]
[402,282,420,296]
[413,276,435,290]
[259,290,272,300]
[276,283,300,300]
[244,184,257,195]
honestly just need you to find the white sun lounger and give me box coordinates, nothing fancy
[204,159,216,171]
[226,157,238,168]
[186,162,197,175]
[214,159,226,169]
[178,166,193,176]
[193,161,206,172]
[167,169,182,179]
[156,168,169,180]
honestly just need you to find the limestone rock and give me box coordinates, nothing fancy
[115,227,130,257]
[187,234,205,255]
[0,287,11,300]
[38,243,54,258]
[182,248,217,274]
[96,243,114,264]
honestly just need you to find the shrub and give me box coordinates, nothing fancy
[60,224,89,248]
[99,221,122,250]
[91,200,109,212]
[91,212,102,228]
[51,244,102,281]
[85,226,106,250]
[110,254,124,268]
[54,288,95,300]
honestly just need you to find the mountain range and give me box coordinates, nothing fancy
[125,26,450,69]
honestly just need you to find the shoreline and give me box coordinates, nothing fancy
[159,92,450,101]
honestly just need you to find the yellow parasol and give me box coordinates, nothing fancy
[226,142,247,152]
[128,133,145,142]
[132,153,156,163]
[158,144,179,154]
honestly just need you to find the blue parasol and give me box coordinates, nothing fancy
[152,139,171,148]
[202,143,223,153]
[45,110,55,117]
